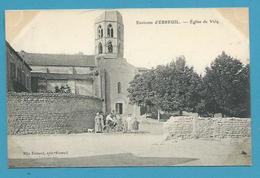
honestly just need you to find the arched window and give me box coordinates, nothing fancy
[107,41,113,53]
[97,25,103,38]
[117,82,121,94]
[98,42,103,54]
[107,24,113,37]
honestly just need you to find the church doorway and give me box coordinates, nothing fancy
[115,103,123,114]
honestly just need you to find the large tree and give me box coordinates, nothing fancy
[127,70,157,108]
[128,56,202,116]
[156,56,202,115]
[203,52,250,117]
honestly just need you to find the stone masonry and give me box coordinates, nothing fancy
[165,116,251,140]
[8,92,102,135]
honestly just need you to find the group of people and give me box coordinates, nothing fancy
[94,111,140,133]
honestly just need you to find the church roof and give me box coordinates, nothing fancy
[95,11,123,24]
[19,52,96,67]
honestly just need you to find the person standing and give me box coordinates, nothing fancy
[94,112,103,133]
[99,111,105,127]
[99,111,104,131]
[126,114,132,132]
[132,117,140,132]
[115,114,123,132]
[122,116,128,133]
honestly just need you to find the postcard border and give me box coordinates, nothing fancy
[0,0,259,178]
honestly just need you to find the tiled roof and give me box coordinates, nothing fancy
[19,52,96,67]
[95,11,123,24]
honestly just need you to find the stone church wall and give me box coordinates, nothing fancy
[99,58,140,116]
[8,92,102,135]
[165,116,251,140]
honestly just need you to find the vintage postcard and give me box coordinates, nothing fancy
[6,8,251,167]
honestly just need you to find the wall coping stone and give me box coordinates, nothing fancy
[8,92,102,101]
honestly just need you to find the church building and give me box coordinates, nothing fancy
[12,10,143,116]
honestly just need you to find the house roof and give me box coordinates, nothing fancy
[6,41,32,70]
[19,52,96,67]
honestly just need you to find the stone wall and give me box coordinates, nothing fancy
[8,92,102,135]
[98,58,140,116]
[164,116,251,140]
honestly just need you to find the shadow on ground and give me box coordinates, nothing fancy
[9,153,198,167]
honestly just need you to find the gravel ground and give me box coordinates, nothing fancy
[8,119,251,167]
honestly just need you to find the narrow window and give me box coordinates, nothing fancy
[26,74,30,89]
[111,28,114,38]
[98,42,103,54]
[107,24,113,37]
[115,103,123,114]
[117,82,121,93]
[107,41,113,53]
[97,25,103,38]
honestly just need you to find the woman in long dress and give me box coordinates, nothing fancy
[95,112,103,133]
[126,114,132,132]
[115,114,123,132]
[132,117,140,132]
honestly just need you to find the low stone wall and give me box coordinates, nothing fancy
[164,116,251,140]
[8,92,102,135]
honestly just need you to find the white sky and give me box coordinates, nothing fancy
[6,8,249,74]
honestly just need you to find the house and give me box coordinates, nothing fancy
[6,41,32,92]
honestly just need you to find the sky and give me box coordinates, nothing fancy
[5,8,249,74]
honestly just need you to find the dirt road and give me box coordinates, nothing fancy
[8,119,251,167]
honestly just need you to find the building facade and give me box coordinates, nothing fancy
[7,10,141,116]
[94,11,140,115]
[95,11,124,59]
[19,52,99,96]
[6,42,32,92]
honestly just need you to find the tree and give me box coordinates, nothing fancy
[127,70,157,108]
[195,79,220,117]
[203,52,250,117]
[128,56,202,116]
[236,64,250,117]
[155,56,202,115]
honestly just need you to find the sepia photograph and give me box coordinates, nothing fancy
[5,8,251,167]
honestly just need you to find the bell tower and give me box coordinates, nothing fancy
[95,11,124,59]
